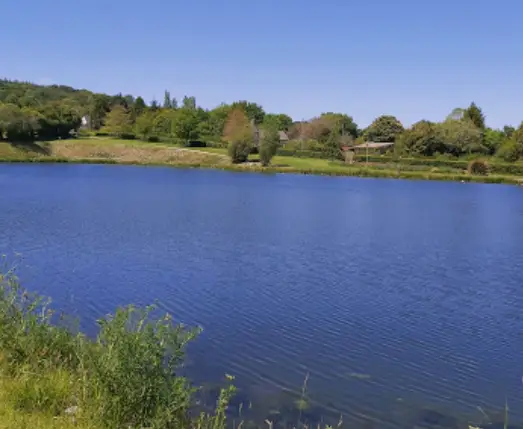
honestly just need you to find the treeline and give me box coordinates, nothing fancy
[1,79,523,162]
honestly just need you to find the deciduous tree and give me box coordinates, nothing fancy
[135,110,156,140]
[259,126,280,166]
[230,101,265,124]
[263,113,293,131]
[182,96,196,110]
[171,108,200,144]
[364,115,404,142]
[398,120,445,156]
[103,105,132,136]
[436,119,486,155]
[224,108,253,163]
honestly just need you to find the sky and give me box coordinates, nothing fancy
[2,0,522,128]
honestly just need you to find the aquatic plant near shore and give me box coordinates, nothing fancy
[0,266,218,428]
[0,264,339,429]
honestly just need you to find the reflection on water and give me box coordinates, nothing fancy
[1,164,523,428]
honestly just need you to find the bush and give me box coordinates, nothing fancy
[77,129,94,138]
[0,268,212,429]
[259,128,280,166]
[467,159,489,176]
[147,135,160,143]
[496,140,522,162]
[119,133,136,140]
[185,140,207,148]
[228,138,252,163]
[94,132,109,137]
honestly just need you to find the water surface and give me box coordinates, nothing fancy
[1,164,523,428]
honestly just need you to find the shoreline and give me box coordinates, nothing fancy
[1,156,523,186]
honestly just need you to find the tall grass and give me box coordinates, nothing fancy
[0,265,339,429]
[0,266,232,428]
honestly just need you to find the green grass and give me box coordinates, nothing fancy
[1,138,523,185]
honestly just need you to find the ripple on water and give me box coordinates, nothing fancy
[2,165,523,428]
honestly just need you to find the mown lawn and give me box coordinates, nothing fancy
[1,138,523,185]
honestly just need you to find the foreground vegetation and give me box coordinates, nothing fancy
[0,265,342,429]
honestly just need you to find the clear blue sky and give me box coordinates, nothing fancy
[2,0,521,128]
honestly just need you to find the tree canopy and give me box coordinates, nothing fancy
[1,79,522,162]
[364,115,404,143]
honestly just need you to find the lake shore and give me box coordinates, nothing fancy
[1,138,523,185]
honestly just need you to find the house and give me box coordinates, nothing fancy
[251,121,289,147]
[278,130,290,145]
[80,115,91,129]
[345,141,395,154]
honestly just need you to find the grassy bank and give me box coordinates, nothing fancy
[0,266,340,429]
[1,138,523,185]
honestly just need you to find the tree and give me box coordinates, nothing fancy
[208,104,232,137]
[135,111,156,140]
[163,90,172,109]
[224,108,253,163]
[514,121,523,146]
[319,113,359,138]
[323,123,343,160]
[0,104,40,142]
[483,128,507,155]
[398,120,445,156]
[463,102,486,129]
[150,99,159,111]
[230,101,265,124]
[37,101,82,140]
[171,108,200,144]
[133,97,147,116]
[263,113,293,131]
[436,119,486,155]
[152,110,176,137]
[364,115,404,142]
[503,125,515,138]
[182,96,196,110]
[496,140,521,162]
[103,105,132,136]
[259,126,280,166]
[89,94,111,130]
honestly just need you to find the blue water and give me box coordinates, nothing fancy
[1,163,523,428]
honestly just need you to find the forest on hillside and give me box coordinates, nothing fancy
[0,79,522,162]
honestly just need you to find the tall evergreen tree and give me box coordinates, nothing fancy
[463,102,486,129]
[163,90,172,109]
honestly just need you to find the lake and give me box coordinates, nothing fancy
[1,163,523,428]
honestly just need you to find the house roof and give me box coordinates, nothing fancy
[252,124,289,141]
[278,131,289,141]
[348,141,395,150]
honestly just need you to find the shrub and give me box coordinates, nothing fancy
[185,140,207,148]
[0,268,204,429]
[94,132,109,137]
[83,304,199,428]
[496,140,522,162]
[228,139,252,163]
[119,133,136,140]
[259,128,280,166]
[147,135,160,143]
[76,129,94,138]
[467,159,489,176]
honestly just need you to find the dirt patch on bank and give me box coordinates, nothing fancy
[50,142,229,166]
